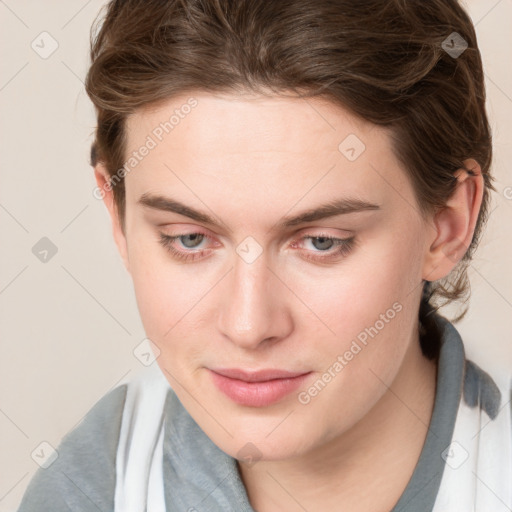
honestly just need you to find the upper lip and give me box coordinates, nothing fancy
[209,368,310,382]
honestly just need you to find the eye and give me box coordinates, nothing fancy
[292,234,356,263]
[158,231,356,264]
[158,232,213,262]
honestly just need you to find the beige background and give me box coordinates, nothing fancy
[1,0,511,510]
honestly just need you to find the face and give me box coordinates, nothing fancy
[107,91,441,460]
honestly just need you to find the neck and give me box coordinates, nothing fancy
[238,328,438,512]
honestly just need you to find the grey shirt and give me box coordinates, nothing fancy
[17,313,505,511]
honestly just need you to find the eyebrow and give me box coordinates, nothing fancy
[138,193,381,232]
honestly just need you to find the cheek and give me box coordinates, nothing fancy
[298,235,421,339]
[127,240,217,365]
[127,240,187,336]
[293,234,424,404]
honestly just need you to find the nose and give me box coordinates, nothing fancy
[217,250,293,350]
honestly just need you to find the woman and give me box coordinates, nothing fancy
[18,0,511,511]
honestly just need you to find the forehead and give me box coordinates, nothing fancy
[122,92,414,226]
[125,91,377,158]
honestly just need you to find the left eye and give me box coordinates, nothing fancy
[158,232,356,263]
[301,235,343,251]
[292,234,356,262]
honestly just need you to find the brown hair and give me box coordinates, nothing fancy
[85,0,495,360]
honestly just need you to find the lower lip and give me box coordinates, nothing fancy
[209,370,312,407]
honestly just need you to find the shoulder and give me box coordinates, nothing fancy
[17,384,128,512]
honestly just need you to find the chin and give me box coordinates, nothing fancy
[209,423,316,464]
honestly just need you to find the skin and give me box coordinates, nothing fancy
[95,91,483,511]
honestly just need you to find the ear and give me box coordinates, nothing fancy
[94,164,130,273]
[422,158,484,281]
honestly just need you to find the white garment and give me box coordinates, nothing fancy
[432,364,512,511]
[114,364,170,512]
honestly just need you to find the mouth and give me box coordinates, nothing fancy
[208,367,313,407]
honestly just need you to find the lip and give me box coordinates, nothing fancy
[208,368,312,407]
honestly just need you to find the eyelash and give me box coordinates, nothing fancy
[158,231,356,263]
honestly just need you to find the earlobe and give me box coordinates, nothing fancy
[422,159,484,282]
[93,164,131,274]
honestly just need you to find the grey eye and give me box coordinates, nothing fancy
[178,234,205,249]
